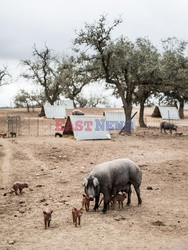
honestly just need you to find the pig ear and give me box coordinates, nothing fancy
[43,211,47,214]
[93,177,99,187]
[83,178,88,187]
[50,210,53,214]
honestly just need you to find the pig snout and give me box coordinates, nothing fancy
[86,186,96,201]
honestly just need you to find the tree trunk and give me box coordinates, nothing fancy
[73,98,77,108]
[139,100,147,128]
[38,105,45,117]
[178,99,184,119]
[122,101,132,135]
[26,103,30,113]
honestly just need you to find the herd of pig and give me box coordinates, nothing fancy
[4,121,178,230]
[11,178,130,229]
[10,157,142,229]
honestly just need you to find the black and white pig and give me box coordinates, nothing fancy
[160,121,177,134]
[83,158,142,213]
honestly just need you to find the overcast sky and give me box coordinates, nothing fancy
[0,0,188,107]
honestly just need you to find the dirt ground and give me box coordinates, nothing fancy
[0,107,188,250]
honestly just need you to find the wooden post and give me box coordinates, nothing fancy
[119,112,138,134]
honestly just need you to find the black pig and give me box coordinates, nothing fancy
[160,122,177,134]
[83,158,142,213]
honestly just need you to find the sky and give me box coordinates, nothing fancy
[0,0,188,107]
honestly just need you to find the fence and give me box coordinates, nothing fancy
[0,116,56,137]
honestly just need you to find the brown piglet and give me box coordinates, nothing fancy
[12,182,28,195]
[111,193,127,209]
[0,132,7,138]
[82,194,90,212]
[43,208,53,229]
[72,207,83,227]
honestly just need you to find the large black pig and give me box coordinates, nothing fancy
[83,158,142,213]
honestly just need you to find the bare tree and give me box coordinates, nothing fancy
[21,45,63,107]
[0,66,11,87]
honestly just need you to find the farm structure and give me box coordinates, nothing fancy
[63,115,111,140]
[152,106,180,120]
[44,104,66,119]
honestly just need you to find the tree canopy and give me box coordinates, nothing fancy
[161,37,188,118]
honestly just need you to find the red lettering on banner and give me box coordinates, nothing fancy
[55,119,65,131]
[75,120,83,131]
[84,121,93,131]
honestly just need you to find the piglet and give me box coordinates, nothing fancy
[111,193,127,209]
[72,207,83,227]
[43,207,53,229]
[0,132,7,138]
[12,182,28,195]
[82,194,90,212]
[10,132,17,138]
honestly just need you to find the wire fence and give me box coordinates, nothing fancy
[0,116,56,137]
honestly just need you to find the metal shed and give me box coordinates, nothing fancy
[104,111,136,130]
[44,104,66,118]
[63,115,111,140]
[152,106,180,120]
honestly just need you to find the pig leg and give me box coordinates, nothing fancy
[133,184,142,206]
[122,201,124,209]
[75,218,77,227]
[44,220,47,229]
[48,220,50,227]
[118,201,121,209]
[93,194,100,211]
[14,188,18,195]
[86,200,90,211]
[72,214,76,223]
[102,194,110,213]
[78,216,81,225]
[127,187,132,206]
[19,188,22,195]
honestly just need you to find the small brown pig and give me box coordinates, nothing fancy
[0,132,7,138]
[111,193,127,209]
[10,132,17,138]
[72,207,83,227]
[82,194,90,212]
[43,207,53,229]
[12,182,28,195]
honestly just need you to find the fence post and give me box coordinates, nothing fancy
[37,117,39,136]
